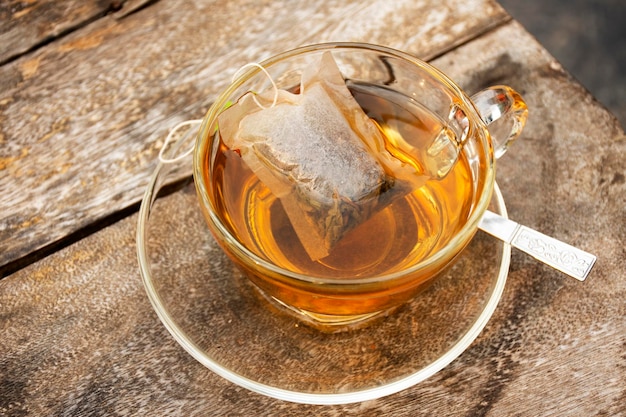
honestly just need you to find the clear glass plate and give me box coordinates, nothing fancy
[136,137,511,405]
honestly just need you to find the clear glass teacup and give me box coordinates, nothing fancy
[193,43,527,331]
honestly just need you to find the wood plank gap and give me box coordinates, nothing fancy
[0,0,161,66]
[0,175,192,279]
[112,0,162,19]
[424,14,514,62]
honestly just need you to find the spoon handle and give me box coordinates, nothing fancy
[478,210,597,281]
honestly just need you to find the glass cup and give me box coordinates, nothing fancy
[193,43,527,331]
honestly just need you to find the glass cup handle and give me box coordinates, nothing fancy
[471,86,528,159]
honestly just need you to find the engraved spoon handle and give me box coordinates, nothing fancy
[478,210,597,281]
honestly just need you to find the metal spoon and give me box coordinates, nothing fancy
[478,210,596,281]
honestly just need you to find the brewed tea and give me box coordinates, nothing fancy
[206,82,477,316]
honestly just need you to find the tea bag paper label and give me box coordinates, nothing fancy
[218,52,427,260]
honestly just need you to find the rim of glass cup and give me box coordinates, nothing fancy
[192,42,496,285]
[136,134,510,403]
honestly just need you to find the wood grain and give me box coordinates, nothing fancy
[0,0,509,273]
[0,0,149,65]
[1,20,624,416]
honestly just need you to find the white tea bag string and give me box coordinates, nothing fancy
[158,119,202,164]
[158,63,278,164]
[232,63,279,109]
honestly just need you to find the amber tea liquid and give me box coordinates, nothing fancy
[207,83,478,320]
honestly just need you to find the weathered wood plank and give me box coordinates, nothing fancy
[1,21,624,415]
[429,21,625,417]
[0,0,149,65]
[0,0,510,272]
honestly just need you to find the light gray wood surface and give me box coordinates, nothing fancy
[0,0,508,272]
[1,0,624,415]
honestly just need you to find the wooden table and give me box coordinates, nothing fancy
[1,0,624,415]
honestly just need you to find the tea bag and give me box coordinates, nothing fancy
[218,52,428,260]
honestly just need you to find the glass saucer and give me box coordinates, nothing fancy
[136,139,511,405]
